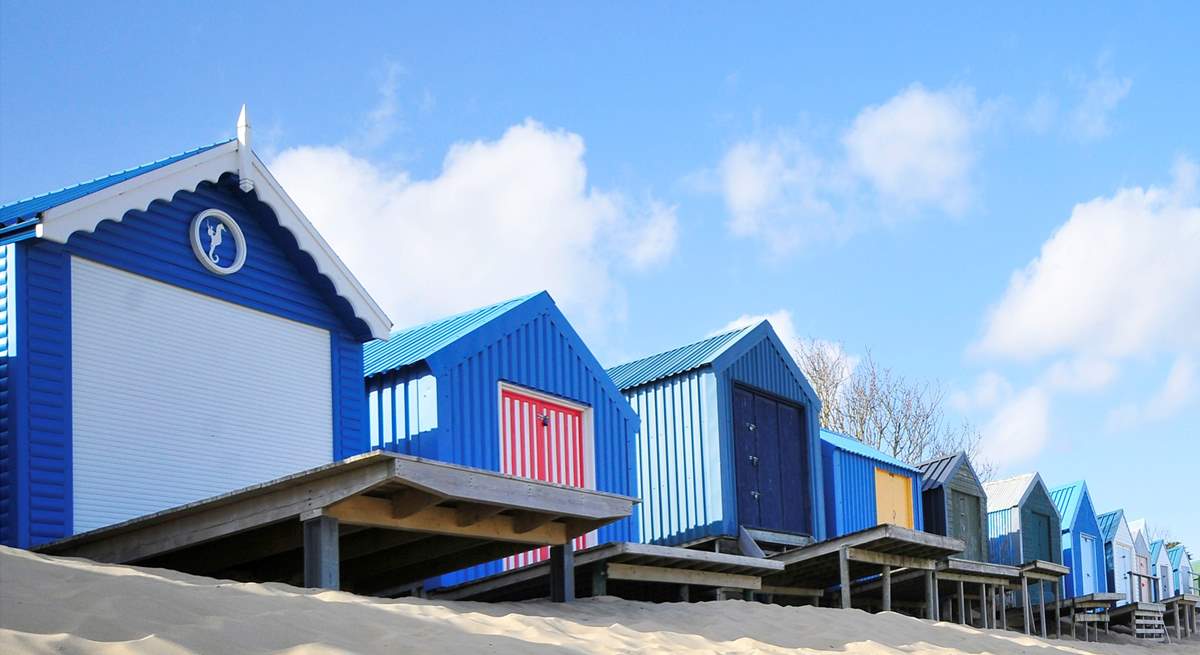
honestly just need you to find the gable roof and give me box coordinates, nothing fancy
[1151,540,1167,564]
[983,473,1039,513]
[0,113,390,339]
[364,292,539,377]
[820,430,920,474]
[1049,481,1091,528]
[915,451,981,492]
[606,325,752,390]
[0,140,232,230]
[1169,545,1190,568]
[1097,509,1125,543]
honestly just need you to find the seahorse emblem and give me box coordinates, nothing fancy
[206,220,227,264]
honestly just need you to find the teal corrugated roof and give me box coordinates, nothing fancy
[1097,509,1123,542]
[1049,481,1086,528]
[0,140,233,227]
[606,324,753,390]
[820,429,920,473]
[1169,545,1188,568]
[363,293,540,377]
[1151,540,1165,563]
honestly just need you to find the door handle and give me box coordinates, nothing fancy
[749,455,759,465]
[750,490,761,499]
[746,422,756,431]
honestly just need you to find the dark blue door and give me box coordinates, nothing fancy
[732,386,811,535]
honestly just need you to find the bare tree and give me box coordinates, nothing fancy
[794,341,995,479]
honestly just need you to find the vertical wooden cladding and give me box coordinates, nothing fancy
[500,387,590,568]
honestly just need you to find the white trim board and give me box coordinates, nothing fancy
[37,142,391,339]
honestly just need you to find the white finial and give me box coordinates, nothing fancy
[236,104,254,192]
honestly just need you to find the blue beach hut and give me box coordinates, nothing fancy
[0,110,392,548]
[1049,481,1108,598]
[606,321,825,548]
[1150,540,1175,600]
[1097,509,1137,603]
[1169,545,1195,595]
[362,292,640,580]
[820,430,925,537]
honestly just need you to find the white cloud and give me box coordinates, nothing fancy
[714,84,986,252]
[1041,356,1118,393]
[355,63,405,150]
[713,310,861,376]
[1069,62,1132,142]
[977,158,1200,360]
[271,119,678,337]
[979,386,1050,468]
[1108,356,1198,430]
[950,371,1013,412]
[843,84,981,214]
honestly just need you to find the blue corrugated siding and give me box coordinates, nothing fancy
[625,370,723,545]
[716,332,825,539]
[1059,487,1108,598]
[988,508,1021,564]
[365,301,639,588]
[0,245,12,545]
[823,444,924,538]
[2,175,370,547]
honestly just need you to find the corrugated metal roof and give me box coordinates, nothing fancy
[819,429,920,473]
[1150,540,1165,564]
[606,324,754,390]
[363,292,540,377]
[983,473,1036,512]
[1049,480,1087,528]
[915,451,964,492]
[1097,509,1124,542]
[0,140,233,227]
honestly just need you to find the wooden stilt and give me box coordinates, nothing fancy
[882,565,892,612]
[549,543,574,603]
[839,546,852,609]
[932,571,940,621]
[1054,587,1061,639]
[958,580,966,625]
[1021,575,1031,635]
[981,583,989,629]
[302,515,340,590]
[1175,603,1182,641]
[925,570,937,620]
[678,584,689,602]
[590,564,607,597]
[1000,587,1007,630]
[1038,580,1047,639]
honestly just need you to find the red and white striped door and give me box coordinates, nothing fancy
[500,387,591,569]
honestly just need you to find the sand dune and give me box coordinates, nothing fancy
[1,546,1195,654]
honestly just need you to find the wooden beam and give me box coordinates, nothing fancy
[303,516,339,590]
[324,496,567,545]
[391,488,444,518]
[512,511,557,534]
[356,540,524,595]
[454,503,505,527]
[846,547,937,570]
[760,584,823,598]
[605,563,763,590]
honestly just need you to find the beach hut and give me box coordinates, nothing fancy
[1097,510,1137,603]
[983,473,1062,566]
[0,109,391,549]
[362,292,640,578]
[1169,545,1195,595]
[1049,481,1108,598]
[916,452,988,561]
[1127,519,1155,602]
[1150,540,1175,600]
[606,321,825,548]
[821,430,924,537]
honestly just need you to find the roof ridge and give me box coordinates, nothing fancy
[388,292,541,338]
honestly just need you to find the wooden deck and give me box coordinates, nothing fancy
[850,558,1020,629]
[1060,593,1123,642]
[35,451,637,600]
[764,524,964,616]
[1109,601,1168,641]
[431,541,786,601]
[1162,594,1199,641]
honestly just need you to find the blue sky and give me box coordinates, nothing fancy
[2,3,1197,547]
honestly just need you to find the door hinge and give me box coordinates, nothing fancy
[748,455,759,465]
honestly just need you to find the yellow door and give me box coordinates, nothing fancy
[874,467,914,528]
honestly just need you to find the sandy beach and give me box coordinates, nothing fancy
[1,546,1195,655]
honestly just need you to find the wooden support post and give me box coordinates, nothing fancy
[550,543,574,603]
[1001,586,1007,630]
[958,580,966,625]
[1175,603,1181,641]
[1021,575,1031,635]
[1038,580,1047,639]
[1054,587,1061,639]
[925,570,937,620]
[678,584,689,602]
[839,546,852,609]
[302,515,340,590]
[881,565,892,612]
[981,583,989,629]
[1071,601,1077,640]
[590,564,607,597]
